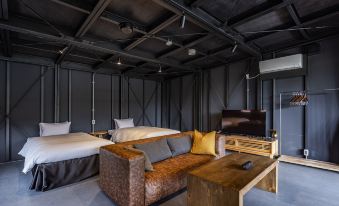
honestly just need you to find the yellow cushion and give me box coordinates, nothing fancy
[191,130,216,156]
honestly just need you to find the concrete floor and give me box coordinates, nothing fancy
[0,161,339,206]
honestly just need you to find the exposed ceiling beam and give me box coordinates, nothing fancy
[93,55,115,70]
[152,0,261,57]
[157,34,212,58]
[124,15,180,51]
[284,1,310,39]
[182,44,232,65]
[247,10,339,43]
[0,0,11,57]
[227,0,289,27]
[55,0,112,64]
[0,16,193,71]
[51,0,231,69]
[263,32,339,54]
[94,15,180,71]
[12,43,103,62]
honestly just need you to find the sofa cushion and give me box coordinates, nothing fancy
[167,135,192,157]
[144,153,213,205]
[134,138,172,163]
[127,147,154,171]
[191,130,217,156]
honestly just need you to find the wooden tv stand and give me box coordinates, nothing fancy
[224,135,278,158]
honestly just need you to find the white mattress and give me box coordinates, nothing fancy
[18,132,113,174]
[109,126,180,143]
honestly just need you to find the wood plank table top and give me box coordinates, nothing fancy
[188,153,278,206]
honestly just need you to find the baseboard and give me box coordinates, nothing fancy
[279,155,339,172]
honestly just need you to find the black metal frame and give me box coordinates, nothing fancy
[0,0,337,79]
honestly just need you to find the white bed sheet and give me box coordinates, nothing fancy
[19,132,113,174]
[109,126,180,143]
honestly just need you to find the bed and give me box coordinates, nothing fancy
[19,132,113,191]
[109,126,180,143]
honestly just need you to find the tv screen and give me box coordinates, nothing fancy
[221,110,266,136]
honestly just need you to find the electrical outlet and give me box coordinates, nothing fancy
[303,149,309,157]
[91,120,96,125]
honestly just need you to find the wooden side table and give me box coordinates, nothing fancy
[89,130,108,139]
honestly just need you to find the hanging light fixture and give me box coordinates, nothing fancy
[165,39,173,46]
[188,48,196,56]
[231,42,238,54]
[119,22,134,34]
[59,46,68,54]
[158,64,162,73]
[180,12,186,29]
[117,58,122,65]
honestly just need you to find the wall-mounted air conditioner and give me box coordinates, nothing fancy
[259,54,304,74]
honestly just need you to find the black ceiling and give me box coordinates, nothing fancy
[0,0,338,79]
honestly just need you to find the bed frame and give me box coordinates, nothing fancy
[30,155,99,191]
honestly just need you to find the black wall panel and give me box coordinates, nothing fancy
[209,67,226,131]
[111,75,121,121]
[227,61,247,109]
[94,74,112,131]
[71,70,92,132]
[275,77,305,157]
[128,78,144,126]
[0,59,161,163]
[10,62,41,160]
[59,68,69,122]
[262,80,273,135]
[144,80,157,127]
[44,66,56,122]
[169,78,181,130]
[181,75,194,131]
[0,61,6,162]
[306,39,339,163]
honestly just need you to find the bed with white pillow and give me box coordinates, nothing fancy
[19,122,113,191]
[109,118,180,143]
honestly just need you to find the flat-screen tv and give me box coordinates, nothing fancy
[221,110,266,136]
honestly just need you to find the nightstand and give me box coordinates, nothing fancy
[89,130,109,139]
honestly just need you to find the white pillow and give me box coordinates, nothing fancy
[114,118,134,129]
[39,122,71,137]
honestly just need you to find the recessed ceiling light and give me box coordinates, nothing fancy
[188,48,196,56]
[119,22,134,34]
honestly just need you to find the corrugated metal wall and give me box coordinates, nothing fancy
[0,60,161,162]
[163,37,339,164]
[162,59,255,132]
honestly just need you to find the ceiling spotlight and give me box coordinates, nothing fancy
[117,58,122,65]
[166,39,173,46]
[119,22,134,34]
[232,42,238,54]
[59,46,68,54]
[180,12,186,29]
[188,48,196,56]
[158,64,162,73]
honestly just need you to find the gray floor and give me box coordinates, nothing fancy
[1,161,339,206]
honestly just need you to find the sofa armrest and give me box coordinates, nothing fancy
[99,145,145,206]
[215,134,226,158]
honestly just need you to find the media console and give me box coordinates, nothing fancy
[224,135,278,158]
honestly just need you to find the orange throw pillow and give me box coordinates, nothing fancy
[191,130,216,156]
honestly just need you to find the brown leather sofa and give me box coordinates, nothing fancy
[99,131,226,206]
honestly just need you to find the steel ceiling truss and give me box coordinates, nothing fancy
[0,0,337,77]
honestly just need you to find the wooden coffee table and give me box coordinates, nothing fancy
[187,153,278,206]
